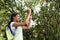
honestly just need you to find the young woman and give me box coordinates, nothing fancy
[7,9,32,40]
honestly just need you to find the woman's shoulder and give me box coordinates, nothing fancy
[10,22,15,24]
[10,22,15,27]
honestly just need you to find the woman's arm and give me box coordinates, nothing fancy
[24,8,31,25]
[13,9,31,27]
[22,16,32,30]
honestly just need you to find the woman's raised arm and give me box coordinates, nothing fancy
[13,9,32,27]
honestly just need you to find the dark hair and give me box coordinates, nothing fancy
[11,13,19,22]
[8,13,19,25]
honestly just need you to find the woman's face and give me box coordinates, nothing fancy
[14,14,20,22]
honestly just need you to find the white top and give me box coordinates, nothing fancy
[10,22,23,40]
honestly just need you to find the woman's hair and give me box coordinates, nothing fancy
[10,13,19,22]
[8,13,19,26]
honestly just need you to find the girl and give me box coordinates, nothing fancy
[7,9,32,40]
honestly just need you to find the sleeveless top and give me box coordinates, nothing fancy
[10,22,23,40]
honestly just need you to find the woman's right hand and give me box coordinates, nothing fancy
[27,8,31,15]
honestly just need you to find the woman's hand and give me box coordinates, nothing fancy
[27,8,31,16]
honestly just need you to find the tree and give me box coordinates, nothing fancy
[0,0,60,40]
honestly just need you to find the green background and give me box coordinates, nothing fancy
[0,0,60,40]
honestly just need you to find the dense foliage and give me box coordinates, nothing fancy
[0,0,60,40]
